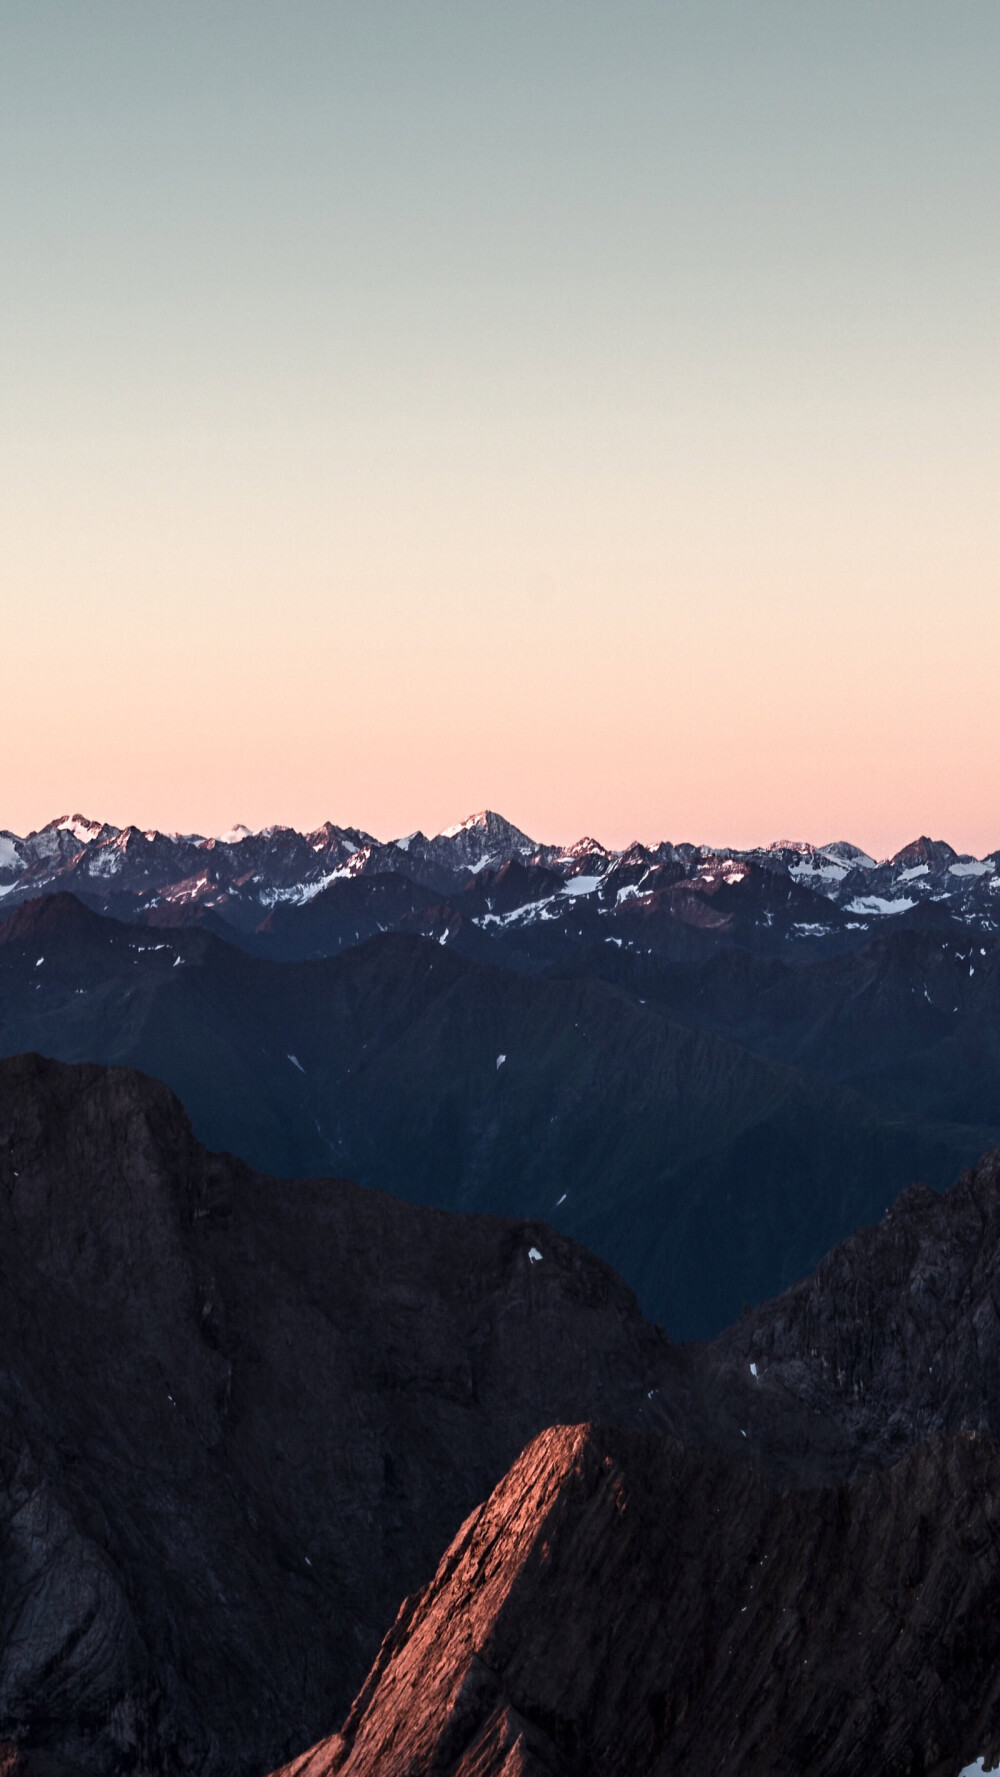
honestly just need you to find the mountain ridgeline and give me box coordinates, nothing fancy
[2,812,1000,962]
[2,807,1000,1336]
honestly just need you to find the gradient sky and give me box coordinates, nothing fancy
[2,2,998,854]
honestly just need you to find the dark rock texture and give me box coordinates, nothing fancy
[274,1424,1000,1777]
[705,1144,1000,1482]
[8,1053,1000,1775]
[271,1143,1000,1777]
[0,1054,681,1777]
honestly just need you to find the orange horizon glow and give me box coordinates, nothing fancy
[3,5,998,859]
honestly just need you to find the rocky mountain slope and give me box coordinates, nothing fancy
[276,1426,1000,1777]
[1,895,990,1339]
[705,1141,1000,1483]
[0,1053,682,1777]
[4,1056,1000,1775]
[276,1141,1000,1777]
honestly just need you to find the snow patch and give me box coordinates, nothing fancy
[287,1054,305,1073]
[790,860,847,883]
[56,816,102,844]
[86,846,125,878]
[528,1246,543,1264]
[266,869,348,907]
[846,896,917,917]
[897,865,929,882]
[496,1053,506,1070]
[562,875,602,896]
[477,896,558,929]
[950,861,994,877]
[819,841,877,868]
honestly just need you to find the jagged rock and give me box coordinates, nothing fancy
[706,1145,1000,1481]
[8,1054,1000,1773]
[0,1054,680,1777]
[275,1424,1000,1777]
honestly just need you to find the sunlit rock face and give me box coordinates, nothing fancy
[273,1426,1000,1777]
[0,1053,683,1777]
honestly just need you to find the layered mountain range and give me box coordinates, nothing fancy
[3,1055,1000,1777]
[2,812,999,965]
[3,806,1000,1339]
[0,891,993,1339]
[5,811,1000,1772]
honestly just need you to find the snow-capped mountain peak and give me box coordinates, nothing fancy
[3,812,1000,954]
[53,815,112,845]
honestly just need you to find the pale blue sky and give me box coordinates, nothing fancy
[2,3,998,848]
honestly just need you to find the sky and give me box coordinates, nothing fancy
[2,2,998,854]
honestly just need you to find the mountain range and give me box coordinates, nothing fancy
[2,813,1000,965]
[3,807,1000,1339]
[0,891,992,1339]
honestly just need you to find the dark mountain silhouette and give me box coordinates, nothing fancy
[278,1139,1000,1777]
[5,1057,1000,1774]
[0,1054,680,1777]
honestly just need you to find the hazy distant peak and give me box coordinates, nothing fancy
[51,814,112,845]
[438,809,531,841]
[890,836,960,870]
[819,840,878,868]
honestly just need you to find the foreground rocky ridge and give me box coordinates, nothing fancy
[0,1055,680,1777]
[277,1426,1000,1777]
[270,1146,1000,1776]
[4,1056,1000,1773]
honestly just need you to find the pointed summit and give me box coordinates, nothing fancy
[890,836,959,871]
[432,811,539,871]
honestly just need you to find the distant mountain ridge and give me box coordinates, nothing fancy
[2,811,999,963]
[0,890,994,1338]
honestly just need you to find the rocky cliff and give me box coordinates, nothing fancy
[5,1053,1000,1775]
[0,1054,680,1777]
[276,1424,1000,1777]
